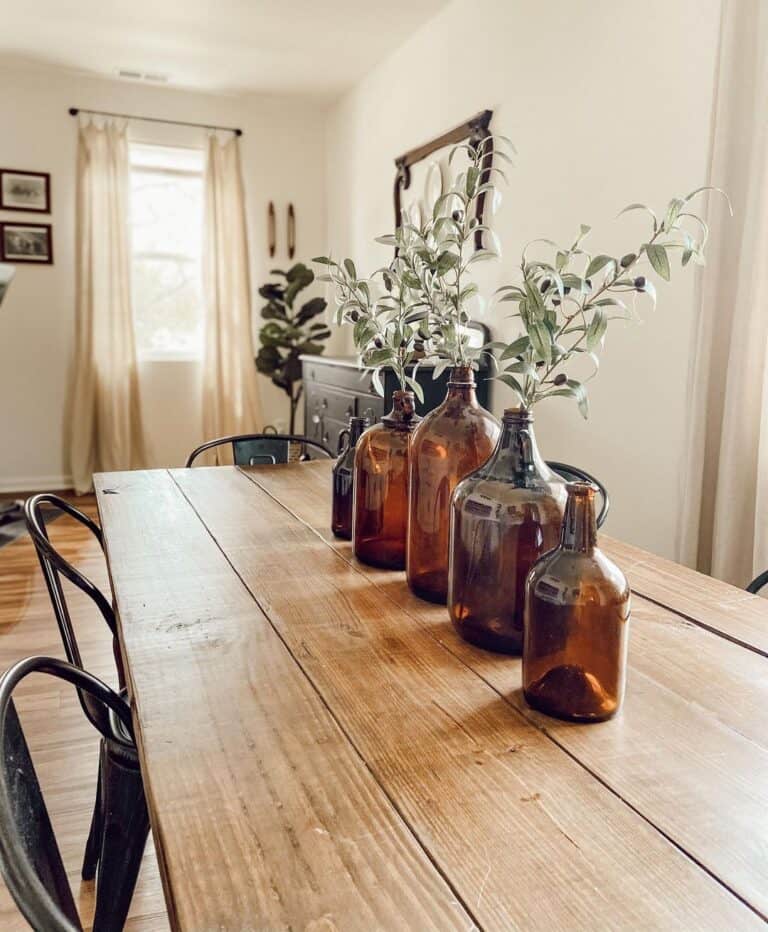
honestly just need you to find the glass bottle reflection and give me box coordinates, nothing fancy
[353,390,419,569]
[332,415,368,539]
[448,408,567,653]
[407,365,500,604]
[523,482,630,722]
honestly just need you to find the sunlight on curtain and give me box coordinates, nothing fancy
[69,121,147,493]
[201,133,263,461]
[678,0,768,587]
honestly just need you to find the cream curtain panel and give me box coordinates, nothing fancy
[202,134,263,452]
[69,121,146,493]
[678,0,768,586]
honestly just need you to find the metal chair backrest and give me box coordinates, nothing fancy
[24,495,121,726]
[547,461,610,529]
[0,657,134,932]
[746,570,768,594]
[186,433,333,468]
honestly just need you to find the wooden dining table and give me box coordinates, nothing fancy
[94,460,768,931]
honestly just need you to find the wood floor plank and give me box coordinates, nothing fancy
[94,469,473,932]
[173,465,762,930]
[240,459,768,920]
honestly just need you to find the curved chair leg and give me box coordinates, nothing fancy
[93,740,150,931]
[81,753,103,880]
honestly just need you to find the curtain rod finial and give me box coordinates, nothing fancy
[235,128,243,137]
[69,107,79,116]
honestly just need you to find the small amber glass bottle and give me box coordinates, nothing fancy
[407,365,500,604]
[449,408,567,654]
[353,390,419,569]
[332,416,368,540]
[523,482,630,722]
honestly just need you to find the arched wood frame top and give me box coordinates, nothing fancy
[393,109,493,251]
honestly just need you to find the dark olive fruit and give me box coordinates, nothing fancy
[585,278,593,289]
[536,361,545,369]
[540,278,551,292]
[620,253,636,268]
[414,339,425,351]
[469,217,478,229]
[349,310,360,322]
[399,339,407,348]
[552,298,561,306]
[452,209,464,223]
[563,285,571,295]
[634,276,646,290]
[553,373,567,386]
[374,337,383,349]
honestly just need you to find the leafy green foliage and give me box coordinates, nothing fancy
[256,263,330,431]
[314,134,513,397]
[491,187,730,418]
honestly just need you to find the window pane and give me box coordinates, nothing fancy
[129,143,205,358]
[131,171,203,257]
[132,256,203,356]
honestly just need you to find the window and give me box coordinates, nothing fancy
[129,144,204,358]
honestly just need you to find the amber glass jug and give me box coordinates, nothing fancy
[332,415,368,540]
[448,407,567,654]
[407,365,500,603]
[353,390,419,569]
[523,482,630,722]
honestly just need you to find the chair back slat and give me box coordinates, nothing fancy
[0,697,81,931]
[186,433,332,467]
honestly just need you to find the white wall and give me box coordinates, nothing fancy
[324,0,723,559]
[0,60,333,490]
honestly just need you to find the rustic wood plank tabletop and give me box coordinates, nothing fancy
[95,462,768,931]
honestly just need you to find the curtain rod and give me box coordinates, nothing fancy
[68,107,243,137]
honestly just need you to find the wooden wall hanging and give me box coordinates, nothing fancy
[393,109,493,251]
[267,201,276,258]
[287,204,296,260]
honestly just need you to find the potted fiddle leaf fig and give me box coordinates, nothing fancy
[256,263,330,434]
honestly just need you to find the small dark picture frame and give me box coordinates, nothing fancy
[0,169,51,213]
[0,222,53,265]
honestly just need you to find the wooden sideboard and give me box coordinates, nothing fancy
[300,355,491,454]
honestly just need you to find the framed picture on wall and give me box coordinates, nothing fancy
[0,169,51,213]
[0,222,53,264]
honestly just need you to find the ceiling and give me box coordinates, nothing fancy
[0,0,449,98]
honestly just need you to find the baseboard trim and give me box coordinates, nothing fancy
[0,474,73,494]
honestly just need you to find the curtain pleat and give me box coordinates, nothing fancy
[677,0,768,587]
[201,134,263,460]
[69,121,147,493]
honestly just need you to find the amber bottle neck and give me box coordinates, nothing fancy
[382,390,418,431]
[483,408,547,479]
[560,483,598,553]
[445,365,478,404]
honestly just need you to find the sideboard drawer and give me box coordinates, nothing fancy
[305,385,357,424]
[304,361,377,396]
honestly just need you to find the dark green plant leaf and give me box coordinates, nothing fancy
[645,243,670,280]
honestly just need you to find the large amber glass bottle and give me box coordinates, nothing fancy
[448,408,567,653]
[353,390,419,569]
[332,415,368,540]
[523,482,630,722]
[407,365,500,603]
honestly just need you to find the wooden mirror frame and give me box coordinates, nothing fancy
[393,109,493,251]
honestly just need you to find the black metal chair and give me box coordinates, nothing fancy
[0,656,148,931]
[746,570,768,594]
[186,432,333,467]
[547,461,610,529]
[24,495,149,924]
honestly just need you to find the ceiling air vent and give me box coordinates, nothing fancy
[116,69,170,83]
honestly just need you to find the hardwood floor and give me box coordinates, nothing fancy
[0,495,169,930]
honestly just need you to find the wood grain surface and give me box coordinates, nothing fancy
[91,463,768,930]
